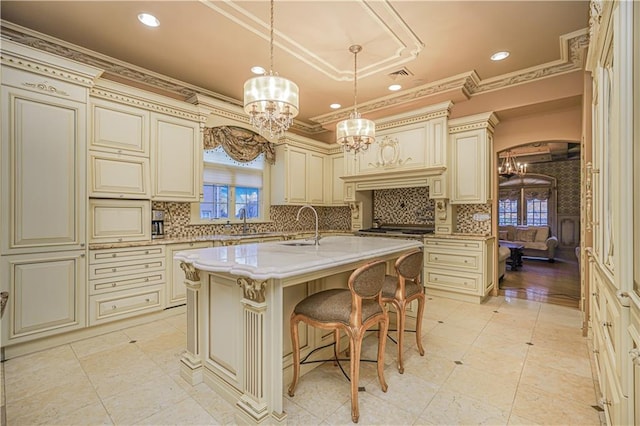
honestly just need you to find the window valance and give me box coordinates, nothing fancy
[524,188,551,200]
[499,189,520,201]
[203,126,275,164]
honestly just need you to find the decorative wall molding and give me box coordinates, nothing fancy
[22,81,68,96]
[1,21,588,135]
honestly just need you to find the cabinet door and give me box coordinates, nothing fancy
[1,250,86,345]
[449,129,489,204]
[287,147,308,204]
[1,87,86,254]
[308,152,325,204]
[91,98,149,156]
[329,154,345,205]
[167,242,210,307]
[89,199,151,243]
[425,117,447,168]
[151,113,201,201]
[89,151,151,199]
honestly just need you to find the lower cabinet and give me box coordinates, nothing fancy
[0,250,86,346]
[423,236,494,303]
[88,246,166,325]
[166,241,211,308]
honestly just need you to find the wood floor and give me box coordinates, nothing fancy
[498,249,581,308]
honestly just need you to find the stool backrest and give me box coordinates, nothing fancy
[349,259,387,299]
[395,250,423,282]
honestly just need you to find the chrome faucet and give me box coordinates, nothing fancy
[296,204,320,245]
[239,207,248,234]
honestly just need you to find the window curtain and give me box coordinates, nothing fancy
[499,189,520,201]
[203,126,275,165]
[524,188,551,200]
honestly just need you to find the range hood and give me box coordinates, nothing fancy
[341,166,446,191]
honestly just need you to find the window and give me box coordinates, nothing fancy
[498,174,555,227]
[195,146,266,222]
[498,199,519,225]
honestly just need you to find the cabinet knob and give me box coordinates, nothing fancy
[145,250,149,254]
[464,260,468,263]
[592,292,597,296]
[112,268,116,272]
[112,254,117,258]
[434,256,438,260]
[145,298,150,302]
[145,264,149,268]
[112,305,117,310]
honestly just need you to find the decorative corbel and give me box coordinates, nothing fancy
[237,277,267,303]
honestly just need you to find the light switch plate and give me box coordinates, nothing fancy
[472,212,491,222]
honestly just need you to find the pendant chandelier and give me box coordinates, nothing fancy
[498,150,527,178]
[243,0,299,139]
[336,45,375,153]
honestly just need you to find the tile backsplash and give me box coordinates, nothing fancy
[154,202,351,238]
[373,187,435,225]
[455,203,491,234]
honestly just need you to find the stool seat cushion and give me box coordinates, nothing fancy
[381,275,422,299]
[293,288,383,325]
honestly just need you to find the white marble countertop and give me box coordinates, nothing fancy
[174,235,423,280]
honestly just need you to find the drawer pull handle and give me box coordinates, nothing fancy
[145,298,150,302]
[145,250,149,254]
[592,292,597,296]
[112,268,116,272]
[145,278,149,282]
[112,283,116,287]
[464,260,468,263]
[112,305,117,310]
[145,265,149,268]
[593,349,599,354]
[112,254,116,258]
[602,321,612,328]
[434,257,438,260]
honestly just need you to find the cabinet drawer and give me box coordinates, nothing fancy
[89,151,150,198]
[90,270,165,295]
[89,285,164,325]
[425,250,480,271]
[425,269,480,294]
[424,239,483,251]
[89,257,166,280]
[90,246,165,264]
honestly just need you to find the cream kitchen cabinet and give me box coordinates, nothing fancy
[89,199,151,244]
[88,246,166,325]
[0,250,86,346]
[90,98,150,157]
[166,241,211,307]
[88,151,151,199]
[448,112,498,204]
[326,153,345,205]
[1,79,89,255]
[151,112,201,202]
[423,236,495,303]
[271,144,326,205]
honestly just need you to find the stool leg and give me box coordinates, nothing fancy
[334,329,340,366]
[288,317,300,397]
[377,317,388,393]
[396,301,406,374]
[349,332,362,423]
[415,295,425,356]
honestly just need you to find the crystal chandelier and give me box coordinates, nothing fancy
[498,150,527,178]
[336,45,375,153]
[243,0,299,139]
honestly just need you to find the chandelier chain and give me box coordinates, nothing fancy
[269,0,274,73]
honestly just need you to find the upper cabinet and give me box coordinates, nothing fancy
[90,98,149,156]
[271,138,329,206]
[1,41,101,255]
[89,80,203,202]
[150,113,201,202]
[448,112,498,204]
[326,152,346,206]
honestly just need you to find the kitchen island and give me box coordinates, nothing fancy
[174,235,422,424]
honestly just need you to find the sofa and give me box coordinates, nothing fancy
[498,245,510,278]
[498,225,559,262]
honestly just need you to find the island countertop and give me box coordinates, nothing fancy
[174,235,423,281]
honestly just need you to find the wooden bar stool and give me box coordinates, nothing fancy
[381,249,425,373]
[288,259,389,423]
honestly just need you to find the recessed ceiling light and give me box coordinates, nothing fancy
[330,103,341,109]
[251,66,265,75]
[138,13,160,27]
[388,84,402,91]
[491,51,510,61]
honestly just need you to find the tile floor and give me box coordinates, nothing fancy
[3,295,604,425]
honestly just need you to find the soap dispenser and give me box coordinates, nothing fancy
[224,220,232,235]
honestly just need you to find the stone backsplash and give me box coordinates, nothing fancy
[373,187,435,225]
[455,203,492,234]
[153,202,351,238]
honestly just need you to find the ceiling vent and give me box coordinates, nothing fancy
[387,67,414,80]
